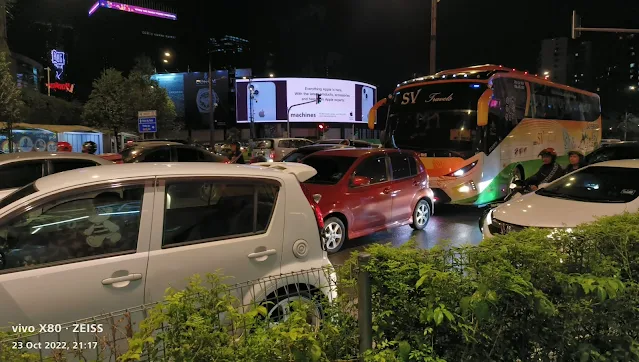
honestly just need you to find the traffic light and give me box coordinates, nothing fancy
[316,94,322,104]
[318,124,324,130]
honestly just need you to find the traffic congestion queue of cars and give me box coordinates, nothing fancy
[480,142,639,238]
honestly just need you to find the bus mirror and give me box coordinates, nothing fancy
[477,89,493,127]
[368,98,388,130]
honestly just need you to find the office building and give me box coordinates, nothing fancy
[538,37,594,90]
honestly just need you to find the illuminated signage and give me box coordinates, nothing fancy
[50,49,66,80]
[47,83,75,93]
[88,1,177,20]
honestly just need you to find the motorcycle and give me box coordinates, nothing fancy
[478,180,534,232]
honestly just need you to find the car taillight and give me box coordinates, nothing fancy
[269,150,275,159]
[310,203,324,229]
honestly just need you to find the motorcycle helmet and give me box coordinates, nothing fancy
[57,142,72,152]
[82,141,97,154]
[538,147,557,162]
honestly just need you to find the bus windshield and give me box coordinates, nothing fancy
[386,82,485,156]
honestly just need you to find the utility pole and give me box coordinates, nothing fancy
[429,0,438,74]
[572,10,639,39]
[44,67,51,96]
[208,53,215,147]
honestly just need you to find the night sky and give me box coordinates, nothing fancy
[11,0,639,96]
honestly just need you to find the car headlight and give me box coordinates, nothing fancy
[446,162,477,177]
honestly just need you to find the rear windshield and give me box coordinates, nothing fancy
[0,183,38,210]
[254,139,274,149]
[302,156,357,185]
[537,166,639,203]
[119,147,141,163]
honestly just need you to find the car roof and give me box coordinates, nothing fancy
[0,152,113,165]
[32,162,299,194]
[598,142,639,148]
[307,147,398,158]
[589,159,639,168]
[297,144,353,151]
[127,141,185,149]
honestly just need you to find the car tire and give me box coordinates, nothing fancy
[323,217,346,254]
[410,199,431,230]
[264,290,324,327]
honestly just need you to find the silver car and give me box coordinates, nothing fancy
[251,138,314,162]
[0,152,114,199]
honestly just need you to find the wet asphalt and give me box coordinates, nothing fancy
[328,204,485,265]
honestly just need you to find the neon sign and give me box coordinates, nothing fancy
[50,49,66,80]
[47,83,75,93]
[88,1,177,20]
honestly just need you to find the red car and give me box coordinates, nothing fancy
[301,148,434,253]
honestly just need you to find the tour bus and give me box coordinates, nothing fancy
[368,64,601,206]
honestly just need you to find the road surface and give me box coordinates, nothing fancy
[328,205,485,265]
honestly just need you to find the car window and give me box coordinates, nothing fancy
[0,184,38,210]
[407,155,419,176]
[254,140,273,149]
[302,156,357,185]
[176,147,200,162]
[353,141,372,148]
[537,166,639,203]
[162,180,279,246]
[50,159,98,174]
[282,151,308,162]
[389,153,411,180]
[142,148,171,162]
[292,139,313,148]
[278,140,292,148]
[0,161,44,190]
[353,156,388,185]
[0,185,144,273]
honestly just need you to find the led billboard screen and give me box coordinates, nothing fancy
[235,78,377,124]
[88,1,177,20]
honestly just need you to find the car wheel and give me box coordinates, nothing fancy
[410,199,431,230]
[322,217,346,253]
[265,291,323,327]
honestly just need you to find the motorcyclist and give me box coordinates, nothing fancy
[82,141,97,155]
[524,148,565,191]
[564,150,585,173]
[228,141,245,164]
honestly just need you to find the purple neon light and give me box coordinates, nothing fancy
[88,0,177,20]
[88,1,100,15]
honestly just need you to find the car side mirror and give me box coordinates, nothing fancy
[351,176,371,187]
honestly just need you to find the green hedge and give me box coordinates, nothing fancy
[3,212,639,361]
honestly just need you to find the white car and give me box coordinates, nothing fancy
[481,160,639,238]
[0,152,114,200]
[0,162,330,327]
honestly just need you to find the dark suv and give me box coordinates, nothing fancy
[120,141,227,163]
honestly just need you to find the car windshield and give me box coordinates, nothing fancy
[254,139,273,149]
[282,148,320,162]
[536,166,639,203]
[386,83,484,155]
[302,156,357,185]
[119,147,141,163]
[0,184,38,210]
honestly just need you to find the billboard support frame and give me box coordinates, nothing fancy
[286,99,319,137]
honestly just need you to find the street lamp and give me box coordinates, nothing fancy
[164,52,171,57]
[630,86,637,91]
[163,59,168,63]
[269,73,274,77]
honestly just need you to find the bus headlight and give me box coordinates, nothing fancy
[447,162,477,177]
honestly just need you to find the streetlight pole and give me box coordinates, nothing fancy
[429,0,438,74]
[44,67,51,96]
[208,53,215,147]
[248,78,256,140]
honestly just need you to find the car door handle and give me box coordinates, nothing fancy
[383,187,391,194]
[248,249,277,259]
[102,274,143,285]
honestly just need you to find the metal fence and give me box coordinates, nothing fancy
[0,260,369,362]
[0,246,482,362]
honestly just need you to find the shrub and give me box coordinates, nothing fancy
[345,212,639,361]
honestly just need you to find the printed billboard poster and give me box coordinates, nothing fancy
[151,73,185,118]
[235,78,377,124]
[0,129,57,153]
[183,71,229,127]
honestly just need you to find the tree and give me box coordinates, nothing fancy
[82,69,129,150]
[131,55,155,77]
[0,51,23,152]
[83,68,179,150]
[0,0,15,53]
[21,88,83,125]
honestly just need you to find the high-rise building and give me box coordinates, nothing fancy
[538,37,594,90]
[209,35,251,70]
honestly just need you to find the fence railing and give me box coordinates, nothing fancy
[0,259,369,362]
